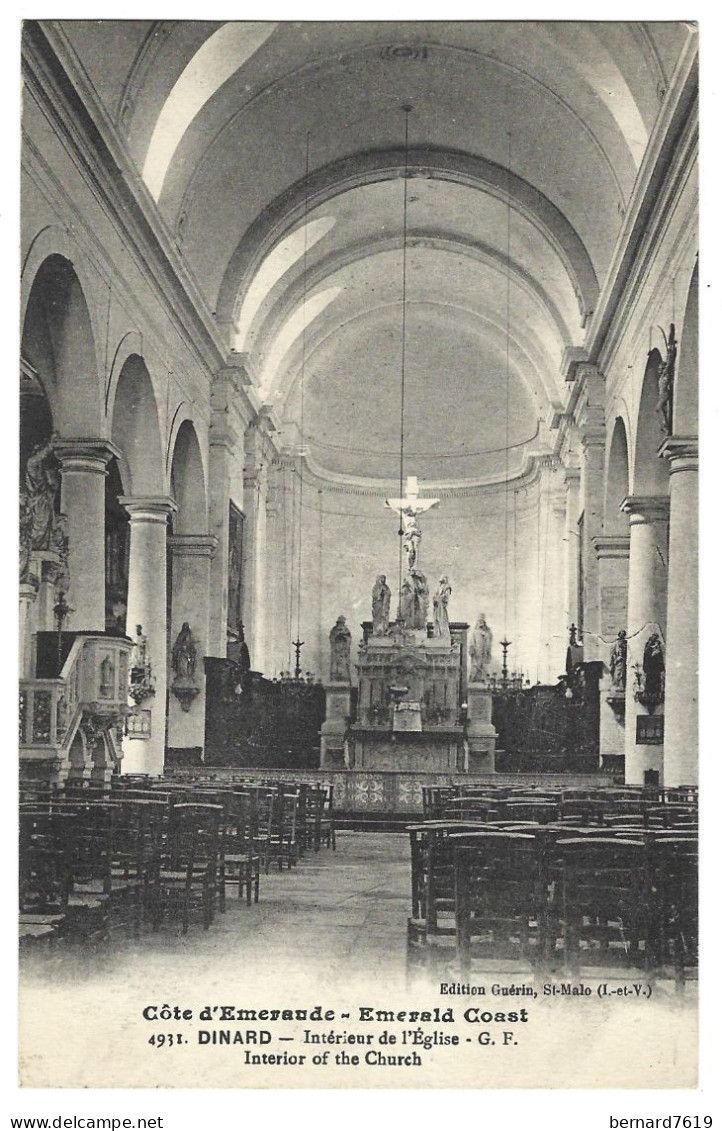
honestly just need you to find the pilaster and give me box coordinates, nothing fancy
[120,495,176,775]
[659,436,698,785]
[54,438,121,631]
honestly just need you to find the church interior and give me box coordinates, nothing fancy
[18,20,699,1062]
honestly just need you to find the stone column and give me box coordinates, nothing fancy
[660,437,698,786]
[593,534,630,767]
[536,468,566,684]
[19,582,39,678]
[207,418,237,657]
[620,496,669,785]
[167,534,217,758]
[54,439,121,631]
[579,421,606,659]
[563,460,581,632]
[264,456,294,676]
[547,489,568,679]
[120,496,176,776]
[243,424,269,674]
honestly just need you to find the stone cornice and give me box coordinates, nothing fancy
[288,446,556,499]
[620,494,670,523]
[119,495,177,522]
[53,437,122,471]
[592,534,631,560]
[658,435,698,472]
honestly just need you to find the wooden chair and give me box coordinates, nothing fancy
[150,803,222,933]
[557,837,653,976]
[648,835,698,989]
[451,831,543,978]
[223,792,261,906]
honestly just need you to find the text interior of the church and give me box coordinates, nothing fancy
[18,20,699,1088]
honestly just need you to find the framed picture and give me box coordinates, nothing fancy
[125,708,151,739]
[636,714,664,744]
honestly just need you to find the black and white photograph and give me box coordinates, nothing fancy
[14,13,706,1102]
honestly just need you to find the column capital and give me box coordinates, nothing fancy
[620,495,670,524]
[209,414,239,452]
[658,435,698,473]
[119,496,178,524]
[54,437,122,474]
[592,534,630,560]
[564,464,581,488]
[580,425,606,450]
[167,533,218,558]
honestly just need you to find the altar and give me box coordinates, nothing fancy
[319,476,497,775]
[320,619,496,774]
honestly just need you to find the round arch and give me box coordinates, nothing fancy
[674,258,698,435]
[215,146,600,337]
[110,354,165,496]
[605,416,631,534]
[21,250,103,436]
[169,418,208,533]
[630,350,670,496]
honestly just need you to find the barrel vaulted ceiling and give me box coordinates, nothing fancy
[59,19,693,486]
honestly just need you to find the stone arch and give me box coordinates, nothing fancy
[631,351,670,495]
[604,416,630,534]
[169,418,208,533]
[674,258,698,435]
[109,354,164,496]
[21,251,103,436]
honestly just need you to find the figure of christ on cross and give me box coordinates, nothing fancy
[385,475,439,571]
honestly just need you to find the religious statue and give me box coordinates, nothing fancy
[642,631,665,705]
[131,624,149,672]
[19,492,33,583]
[99,654,115,698]
[655,323,677,436]
[609,630,628,690]
[432,576,452,640]
[398,577,414,626]
[410,569,430,630]
[230,622,252,696]
[469,612,493,681]
[171,622,197,681]
[24,440,60,551]
[385,475,439,571]
[371,574,391,636]
[329,615,352,682]
[129,625,155,705]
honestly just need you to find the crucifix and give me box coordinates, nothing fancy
[385,475,439,571]
[292,637,305,681]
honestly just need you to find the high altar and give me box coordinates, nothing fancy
[320,477,496,774]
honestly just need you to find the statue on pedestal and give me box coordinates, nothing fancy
[398,577,414,627]
[371,574,391,636]
[642,632,665,704]
[171,622,197,681]
[25,440,61,551]
[329,616,352,682]
[609,630,628,690]
[469,613,493,681]
[410,569,429,630]
[432,576,452,640]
